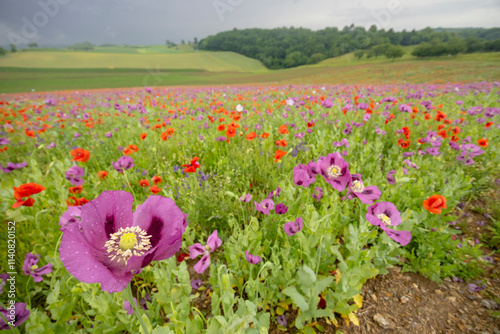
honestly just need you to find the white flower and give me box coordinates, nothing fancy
[286,99,294,106]
[236,104,244,112]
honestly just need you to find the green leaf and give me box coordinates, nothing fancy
[282,286,309,311]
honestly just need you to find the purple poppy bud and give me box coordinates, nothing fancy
[240,193,252,202]
[0,274,10,295]
[277,314,288,327]
[312,187,323,202]
[123,298,137,315]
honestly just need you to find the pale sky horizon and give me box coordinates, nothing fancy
[0,0,499,47]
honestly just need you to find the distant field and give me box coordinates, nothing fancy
[0,49,499,93]
[0,50,266,72]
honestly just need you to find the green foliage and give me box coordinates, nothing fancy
[385,45,405,61]
[68,41,94,51]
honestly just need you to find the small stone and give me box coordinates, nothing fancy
[467,295,478,300]
[447,296,456,303]
[412,283,419,289]
[493,329,500,334]
[444,277,451,282]
[435,289,442,296]
[487,300,498,309]
[481,300,495,310]
[371,294,378,302]
[373,313,396,329]
[401,295,410,304]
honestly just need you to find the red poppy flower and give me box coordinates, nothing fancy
[69,185,83,194]
[485,122,494,128]
[140,133,147,140]
[423,195,447,214]
[150,185,161,194]
[176,253,189,262]
[97,171,108,180]
[226,127,236,138]
[71,148,90,162]
[246,132,257,141]
[161,132,168,141]
[217,124,225,131]
[275,139,287,147]
[13,183,45,200]
[139,179,150,187]
[261,133,270,139]
[25,129,36,137]
[182,157,201,173]
[67,196,89,207]
[278,124,289,134]
[152,175,162,184]
[166,128,175,136]
[478,138,488,147]
[274,150,287,162]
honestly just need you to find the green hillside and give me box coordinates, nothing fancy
[0,50,267,72]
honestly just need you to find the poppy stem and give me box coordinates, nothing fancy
[122,170,137,200]
[125,283,149,334]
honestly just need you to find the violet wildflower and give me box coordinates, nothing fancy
[0,303,30,330]
[312,187,323,202]
[189,230,221,274]
[268,186,281,198]
[284,217,303,236]
[1,162,27,173]
[65,166,85,186]
[345,174,381,205]
[293,164,316,188]
[59,191,187,293]
[0,138,10,145]
[216,136,227,142]
[275,203,289,214]
[245,251,262,265]
[482,256,494,264]
[112,156,134,173]
[105,132,113,138]
[467,282,485,292]
[322,99,333,108]
[317,152,351,192]
[366,202,411,246]
[254,199,274,215]
[74,133,81,139]
[22,253,53,282]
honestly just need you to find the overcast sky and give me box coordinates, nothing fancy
[1,0,499,47]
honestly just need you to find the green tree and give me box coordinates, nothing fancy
[307,53,326,64]
[353,50,364,60]
[385,45,404,61]
[10,44,17,53]
[0,47,6,55]
[284,51,307,68]
[28,42,38,48]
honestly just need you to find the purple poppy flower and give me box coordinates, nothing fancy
[189,230,222,274]
[123,298,137,315]
[74,133,81,139]
[65,165,85,186]
[245,251,262,265]
[105,132,113,138]
[312,187,323,202]
[317,153,351,192]
[275,203,289,214]
[59,206,82,229]
[216,136,227,142]
[482,256,494,264]
[345,174,381,205]
[191,279,203,290]
[387,170,396,185]
[239,193,252,202]
[0,138,10,145]
[268,186,281,198]
[322,99,333,108]
[366,202,411,246]
[22,253,53,282]
[0,273,9,295]
[254,199,274,215]
[425,147,440,156]
[59,191,187,293]
[294,132,305,139]
[375,126,386,135]
[467,283,485,292]
[284,217,303,236]
[277,314,288,327]
[0,303,30,330]
[332,138,349,148]
[112,156,134,173]
[1,162,27,173]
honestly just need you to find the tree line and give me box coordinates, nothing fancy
[198,26,500,69]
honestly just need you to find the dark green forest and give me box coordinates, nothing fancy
[198,26,500,69]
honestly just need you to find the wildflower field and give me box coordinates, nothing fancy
[0,82,499,333]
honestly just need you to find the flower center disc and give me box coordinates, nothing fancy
[326,165,341,179]
[377,214,391,226]
[105,226,152,264]
[352,180,364,193]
